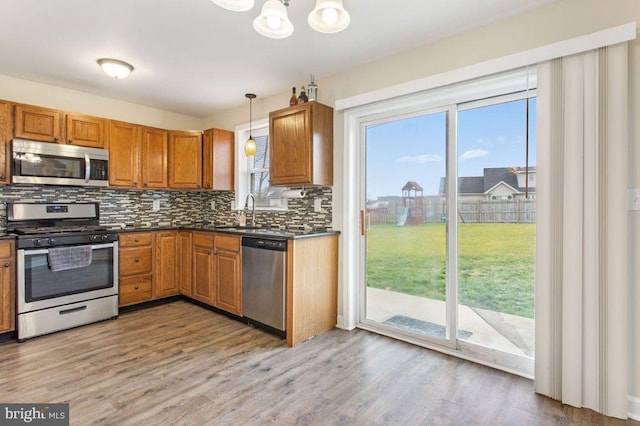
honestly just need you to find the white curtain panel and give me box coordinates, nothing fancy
[535,43,629,419]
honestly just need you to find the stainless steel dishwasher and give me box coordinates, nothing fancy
[242,236,287,335]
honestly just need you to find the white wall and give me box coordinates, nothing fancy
[0,74,201,131]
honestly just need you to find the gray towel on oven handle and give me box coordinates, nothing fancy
[47,246,93,272]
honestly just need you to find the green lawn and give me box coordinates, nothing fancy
[366,223,535,318]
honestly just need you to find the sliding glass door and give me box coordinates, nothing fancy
[360,88,536,370]
[364,109,453,346]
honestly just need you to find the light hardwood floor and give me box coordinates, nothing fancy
[0,301,636,425]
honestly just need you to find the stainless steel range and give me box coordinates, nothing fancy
[7,202,119,341]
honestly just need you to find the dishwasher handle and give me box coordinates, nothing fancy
[242,237,287,251]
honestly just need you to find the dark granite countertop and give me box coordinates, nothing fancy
[0,233,16,241]
[110,225,339,240]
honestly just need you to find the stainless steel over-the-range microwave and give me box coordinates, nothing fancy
[11,139,109,187]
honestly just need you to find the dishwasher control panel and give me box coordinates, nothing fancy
[242,237,287,251]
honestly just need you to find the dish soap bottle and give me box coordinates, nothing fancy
[289,86,298,106]
[298,86,308,103]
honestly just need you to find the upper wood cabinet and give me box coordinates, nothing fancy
[203,128,234,191]
[269,101,333,186]
[14,104,62,143]
[108,121,141,187]
[0,101,11,184]
[155,231,179,298]
[141,127,168,188]
[169,131,202,189]
[65,113,105,148]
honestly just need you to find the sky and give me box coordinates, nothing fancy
[366,98,537,200]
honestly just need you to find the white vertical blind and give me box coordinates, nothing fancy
[535,43,629,418]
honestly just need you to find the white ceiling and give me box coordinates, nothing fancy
[0,0,556,117]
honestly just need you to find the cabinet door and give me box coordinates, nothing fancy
[14,104,63,143]
[142,127,168,188]
[269,106,312,186]
[203,128,234,191]
[192,234,215,305]
[65,113,105,148]
[0,242,15,333]
[0,101,11,184]
[179,232,192,297]
[109,121,141,187]
[215,249,242,316]
[168,131,202,189]
[155,231,179,298]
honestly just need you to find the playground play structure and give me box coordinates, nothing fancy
[397,181,424,227]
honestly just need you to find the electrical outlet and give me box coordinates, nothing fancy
[314,198,322,213]
[629,188,640,211]
[230,201,236,210]
[152,200,160,211]
[210,201,216,210]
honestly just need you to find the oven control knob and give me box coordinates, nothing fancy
[48,238,56,245]
[90,235,100,242]
[33,239,42,246]
[101,234,110,241]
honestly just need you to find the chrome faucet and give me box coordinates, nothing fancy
[244,193,256,227]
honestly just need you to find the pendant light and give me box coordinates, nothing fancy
[308,0,350,33]
[253,0,294,39]
[211,0,254,12]
[245,93,257,157]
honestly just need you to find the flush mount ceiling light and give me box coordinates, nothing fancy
[212,0,350,40]
[97,58,134,79]
[308,0,350,34]
[211,0,254,12]
[245,93,257,157]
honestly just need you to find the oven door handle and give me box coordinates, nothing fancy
[21,243,115,256]
[85,154,91,184]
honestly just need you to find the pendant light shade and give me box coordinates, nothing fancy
[211,0,254,12]
[308,0,350,33]
[253,0,294,39]
[245,93,257,157]
[97,58,134,79]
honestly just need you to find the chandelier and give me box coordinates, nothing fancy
[211,0,350,40]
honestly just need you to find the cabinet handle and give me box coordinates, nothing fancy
[143,183,147,187]
[53,137,58,142]
[207,250,212,255]
[67,139,73,144]
[134,238,140,242]
[2,263,8,268]
[0,175,5,180]
[134,258,140,263]
[134,286,139,290]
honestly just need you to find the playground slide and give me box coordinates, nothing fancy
[397,207,408,227]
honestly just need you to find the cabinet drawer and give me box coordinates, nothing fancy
[119,275,152,306]
[193,232,214,248]
[0,241,13,258]
[119,232,153,247]
[119,247,152,275]
[215,235,240,252]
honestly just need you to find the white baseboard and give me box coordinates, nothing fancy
[629,395,640,421]
[336,315,356,330]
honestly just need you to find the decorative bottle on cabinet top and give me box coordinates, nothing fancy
[298,86,308,103]
[307,75,318,101]
[289,87,298,106]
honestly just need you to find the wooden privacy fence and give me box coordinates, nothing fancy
[367,199,536,225]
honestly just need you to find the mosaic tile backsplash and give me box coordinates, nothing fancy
[0,185,332,232]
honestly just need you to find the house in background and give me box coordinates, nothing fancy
[439,167,536,201]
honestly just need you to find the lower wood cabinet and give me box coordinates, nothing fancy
[118,232,154,307]
[214,235,242,316]
[155,231,180,298]
[0,241,15,333]
[178,232,192,297]
[191,232,215,305]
